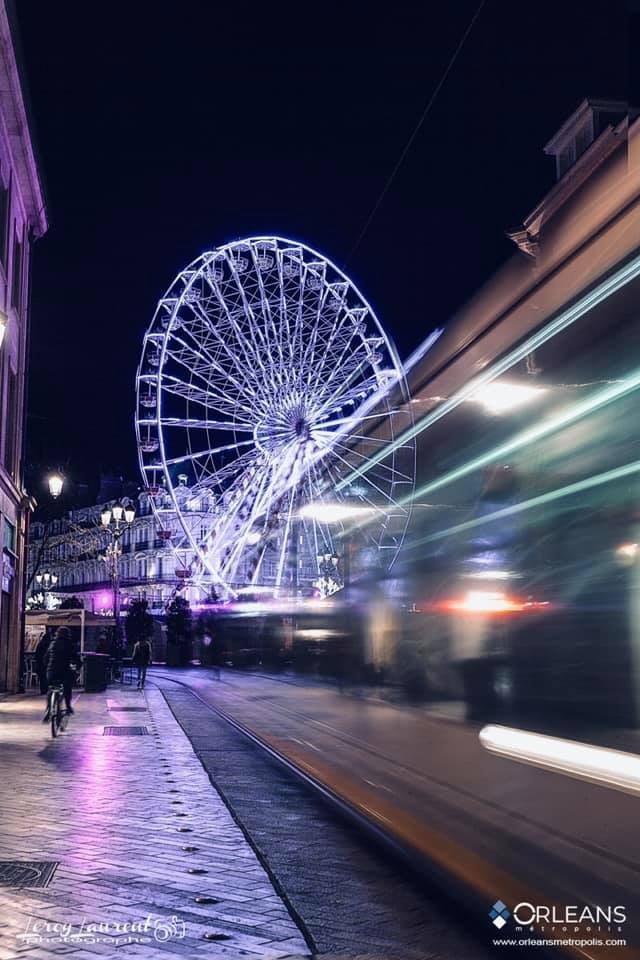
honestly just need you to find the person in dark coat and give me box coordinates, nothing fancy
[45,626,81,714]
[34,629,53,695]
[132,637,152,689]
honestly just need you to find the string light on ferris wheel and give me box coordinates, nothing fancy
[135,236,415,597]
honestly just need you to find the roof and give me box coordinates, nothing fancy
[0,1,48,237]
[544,97,628,156]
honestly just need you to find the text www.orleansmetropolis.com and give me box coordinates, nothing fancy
[493,938,627,948]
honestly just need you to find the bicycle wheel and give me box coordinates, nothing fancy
[51,693,62,738]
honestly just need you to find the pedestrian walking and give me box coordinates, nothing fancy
[44,626,81,717]
[34,629,53,695]
[132,637,152,689]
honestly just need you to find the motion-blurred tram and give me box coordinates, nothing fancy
[388,110,640,734]
[215,102,640,741]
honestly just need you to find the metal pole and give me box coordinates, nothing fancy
[112,543,120,646]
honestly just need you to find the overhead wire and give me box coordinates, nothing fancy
[347,0,487,262]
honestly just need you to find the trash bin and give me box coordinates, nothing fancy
[83,653,110,693]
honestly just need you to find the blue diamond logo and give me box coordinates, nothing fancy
[490,901,510,927]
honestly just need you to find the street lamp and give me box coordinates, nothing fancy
[32,569,58,608]
[47,473,64,499]
[100,502,136,645]
[301,501,376,591]
[316,552,342,598]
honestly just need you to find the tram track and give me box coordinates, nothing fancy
[149,670,637,960]
[162,669,640,879]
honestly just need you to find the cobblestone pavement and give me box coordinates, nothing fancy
[0,688,309,959]
[155,678,497,960]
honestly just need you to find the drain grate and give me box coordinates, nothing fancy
[0,861,58,888]
[109,707,147,712]
[103,726,149,736]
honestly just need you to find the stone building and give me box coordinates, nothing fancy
[0,2,48,690]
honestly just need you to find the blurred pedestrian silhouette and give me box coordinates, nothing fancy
[34,629,53,695]
[132,637,152,689]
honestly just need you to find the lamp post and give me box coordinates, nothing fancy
[300,502,375,591]
[100,502,136,645]
[28,472,66,594]
[32,570,58,609]
[316,552,342,598]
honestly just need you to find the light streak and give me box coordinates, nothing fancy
[480,724,640,797]
[468,380,545,414]
[299,502,376,524]
[445,590,525,612]
[336,252,640,491]
[400,363,640,508]
[413,458,640,547]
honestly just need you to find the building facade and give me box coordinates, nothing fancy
[0,3,48,690]
[27,486,196,617]
[27,475,336,616]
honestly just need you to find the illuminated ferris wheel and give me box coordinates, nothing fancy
[135,236,414,597]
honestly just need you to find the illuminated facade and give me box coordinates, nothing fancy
[0,3,48,690]
[27,484,202,616]
[27,478,354,612]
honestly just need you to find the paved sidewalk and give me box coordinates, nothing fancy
[0,687,310,959]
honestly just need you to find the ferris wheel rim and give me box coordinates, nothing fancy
[135,235,415,596]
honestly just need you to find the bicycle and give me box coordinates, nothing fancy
[46,684,68,738]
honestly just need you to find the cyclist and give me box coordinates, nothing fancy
[44,626,81,718]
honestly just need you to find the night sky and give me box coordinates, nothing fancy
[15,0,628,496]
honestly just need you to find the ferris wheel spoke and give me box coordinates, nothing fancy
[163,438,255,467]
[273,487,296,595]
[218,469,271,581]
[206,273,275,390]
[223,251,273,362]
[305,299,362,390]
[188,299,265,393]
[305,464,341,554]
[276,246,304,361]
[295,300,326,393]
[160,375,257,419]
[328,446,407,510]
[332,438,413,484]
[167,333,263,404]
[248,245,287,374]
[289,266,309,369]
[314,412,393,431]
[314,361,378,418]
[159,417,254,431]
[306,283,352,373]
[314,381,389,423]
[214,474,275,576]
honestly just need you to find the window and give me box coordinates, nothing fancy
[575,123,591,161]
[558,144,574,178]
[11,225,23,312]
[0,177,8,271]
[3,519,15,554]
[4,368,17,476]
